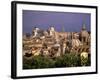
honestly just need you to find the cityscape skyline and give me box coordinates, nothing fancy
[23,10,91,34]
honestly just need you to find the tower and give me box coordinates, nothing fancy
[32,27,39,37]
[81,23,89,44]
[82,23,86,31]
[62,26,65,32]
[49,26,55,36]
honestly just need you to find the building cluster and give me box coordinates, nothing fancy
[23,24,91,57]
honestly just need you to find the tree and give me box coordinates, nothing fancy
[30,56,55,68]
[23,56,33,69]
[23,53,90,69]
[62,53,80,67]
[55,56,65,67]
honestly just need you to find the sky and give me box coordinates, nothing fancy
[23,10,91,34]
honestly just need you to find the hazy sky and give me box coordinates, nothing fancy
[23,10,91,34]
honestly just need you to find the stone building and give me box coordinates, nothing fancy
[80,24,89,44]
[23,24,91,57]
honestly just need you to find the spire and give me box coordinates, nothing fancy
[62,26,65,32]
[82,23,86,30]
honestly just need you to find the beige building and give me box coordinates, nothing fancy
[23,25,90,57]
